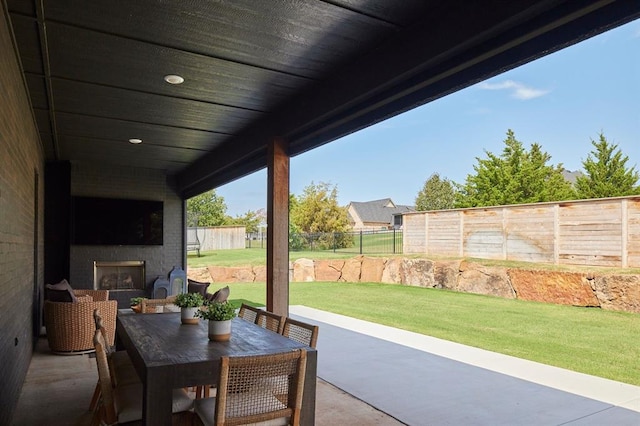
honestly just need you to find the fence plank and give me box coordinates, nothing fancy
[403,196,640,268]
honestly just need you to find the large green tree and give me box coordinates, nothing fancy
[574,133,639,198]
[229,209,265,234]
[456,129,575,207]
[186,189,229,226]
[290,182,352,249]
[415,173,456,211]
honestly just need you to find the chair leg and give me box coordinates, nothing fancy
[193,384,212,399]
[89,381,101,411]
[89,403,103,426]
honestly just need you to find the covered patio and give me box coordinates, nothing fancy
[2,1,640,424]
[14,307,640,425]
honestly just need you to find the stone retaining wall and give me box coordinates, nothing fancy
[187,256,640,314]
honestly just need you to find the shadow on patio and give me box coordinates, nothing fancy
[11,323,401,425]
[13,306,640,425]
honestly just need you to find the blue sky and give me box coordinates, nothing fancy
[218,19,640,217]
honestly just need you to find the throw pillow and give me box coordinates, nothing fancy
[45,279,78,302]
[187,279,210,297]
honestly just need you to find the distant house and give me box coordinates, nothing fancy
[347,198,415,230]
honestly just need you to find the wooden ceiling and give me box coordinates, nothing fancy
[6,0,640,198]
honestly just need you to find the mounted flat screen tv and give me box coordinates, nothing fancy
[71,197,163,245]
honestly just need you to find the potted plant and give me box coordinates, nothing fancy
[130,297,145,313]
[196,301,237,341]
[174,292,205,324]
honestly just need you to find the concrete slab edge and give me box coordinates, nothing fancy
[289,305,640,413]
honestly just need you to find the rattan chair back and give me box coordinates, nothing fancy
[255,310,284,334]
[238,303,261,323]
[92,329,118,424]
[141,295,177,313]
[214,349,307,426]
[282,318,319,349]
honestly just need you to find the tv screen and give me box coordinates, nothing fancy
[72,197,163,245]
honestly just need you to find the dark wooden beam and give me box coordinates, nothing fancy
[266,137,290,317]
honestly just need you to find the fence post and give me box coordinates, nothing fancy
[393,228,396,254]
[359,230,363,255]
[333,232,337,253]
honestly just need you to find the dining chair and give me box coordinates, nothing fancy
[91,328,194,425]
[141,295,178,313]
[282,317,319,349]
[255,310,284,334]
[238,303,261,323]
[89,309,140,410]
[193,349,307,426]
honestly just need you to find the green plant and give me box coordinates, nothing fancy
[196,301,237,321]
[130,297,145,306]
[174,292,205,308]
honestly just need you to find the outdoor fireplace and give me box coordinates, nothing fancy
[94,261,145,291]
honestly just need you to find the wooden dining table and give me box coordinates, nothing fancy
[116,312,317,425]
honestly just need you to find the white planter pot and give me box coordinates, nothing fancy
[208,319,232,342]
[181,307,199,325]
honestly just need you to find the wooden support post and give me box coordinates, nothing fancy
[267,137,290,317]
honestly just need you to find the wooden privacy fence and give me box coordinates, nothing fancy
[403,196,640,268]
[187,225,245,251]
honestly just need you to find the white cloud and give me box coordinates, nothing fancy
[479,79,549,100]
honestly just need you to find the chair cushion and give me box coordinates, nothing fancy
[114,383,194,423]
[45,279,78,302]
[193,392,288,426]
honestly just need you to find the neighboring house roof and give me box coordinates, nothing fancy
[562,169,583,184]
[348,198,415,225]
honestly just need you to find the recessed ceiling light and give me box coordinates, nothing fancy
[128,138,143,144]
[164,74,184,85]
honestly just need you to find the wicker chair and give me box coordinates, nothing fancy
[91,329,193,425]
[44,290,117,354]
[193,349,307,426]
[238,303,261,323]
[140,295,178,313]
[282,318,319,349]
[89,309,140,411]
[255,310,284,334]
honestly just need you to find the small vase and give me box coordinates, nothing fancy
[181,307,199,324]
[208,319,232,342]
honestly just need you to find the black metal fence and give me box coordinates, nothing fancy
[246,229,403,254]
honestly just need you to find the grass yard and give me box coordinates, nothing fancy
[187,248,373,268]
[215,281,640,386]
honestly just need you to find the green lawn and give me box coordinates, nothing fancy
[187,248,369,268]
[213,281,640,386]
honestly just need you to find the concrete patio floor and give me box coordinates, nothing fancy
[11,324,401,425]
[292,306,640,426]
[12,306,640,425]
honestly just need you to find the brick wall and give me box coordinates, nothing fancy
[70,163,184,307]
[0,10,45,424]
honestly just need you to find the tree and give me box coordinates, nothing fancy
[415,173,456,211]
[186,189,229,226]
[229,209,264,234]
[574,133,639,198]
[456,129,575,207]
[290,182,352,249]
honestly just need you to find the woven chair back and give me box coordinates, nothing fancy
[215,349,307,426]
[141,296,177,313]
[238,304,260,323]
[92,329,118,424]
[282,318,319,349]
[255,310,284,334]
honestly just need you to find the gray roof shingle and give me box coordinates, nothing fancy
[349,198,415,224]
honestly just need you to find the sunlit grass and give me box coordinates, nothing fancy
[219,281,640,386]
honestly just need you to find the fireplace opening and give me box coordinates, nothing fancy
[94,261,145,291]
